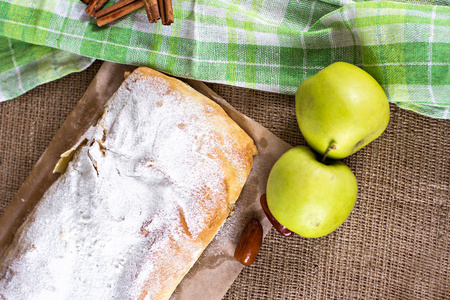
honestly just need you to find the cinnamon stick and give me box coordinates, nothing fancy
[164,0,174,25]
[157,0,173,25]
[95,0,136,19]
[80,0,90,5]
[96,1,144,27]
[85,0,110,16]
[156,0,165,24]
[93,0,173,26]
[142,0,160,23]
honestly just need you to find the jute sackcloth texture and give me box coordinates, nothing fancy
[0,61,449,299]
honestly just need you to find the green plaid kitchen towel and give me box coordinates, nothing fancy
[0,0,449,118]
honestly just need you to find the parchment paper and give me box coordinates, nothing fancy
[0,61,291,299]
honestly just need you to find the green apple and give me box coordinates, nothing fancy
[266,146,357,238]
[296,62,390,160]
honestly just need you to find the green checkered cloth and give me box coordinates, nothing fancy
[0,0,449,119]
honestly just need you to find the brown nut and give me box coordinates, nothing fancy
[260,194,293,237]
[234,218,263,266]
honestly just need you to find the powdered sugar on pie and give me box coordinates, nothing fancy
[0,68,256,300]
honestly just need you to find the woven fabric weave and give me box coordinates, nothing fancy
[1,61,449,299]
[0,0,449,118]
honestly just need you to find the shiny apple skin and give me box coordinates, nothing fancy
[296,62,390,159]
[266,146,358,238]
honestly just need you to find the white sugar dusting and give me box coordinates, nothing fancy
[0,70,254,299]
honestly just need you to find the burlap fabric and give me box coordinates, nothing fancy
[0,61,448,299]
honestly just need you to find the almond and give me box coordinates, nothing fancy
[234,218,263,266]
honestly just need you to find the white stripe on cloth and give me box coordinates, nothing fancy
[428,6,437,104]
[443,107,449,119]
[0,84,5,102]
[302,0,317,78]
[7,38,25,93]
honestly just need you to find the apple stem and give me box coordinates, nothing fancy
[321,144,337,163]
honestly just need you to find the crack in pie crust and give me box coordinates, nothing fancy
[0,67,257,299]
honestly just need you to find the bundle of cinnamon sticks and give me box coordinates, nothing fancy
[83,0,174,27]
